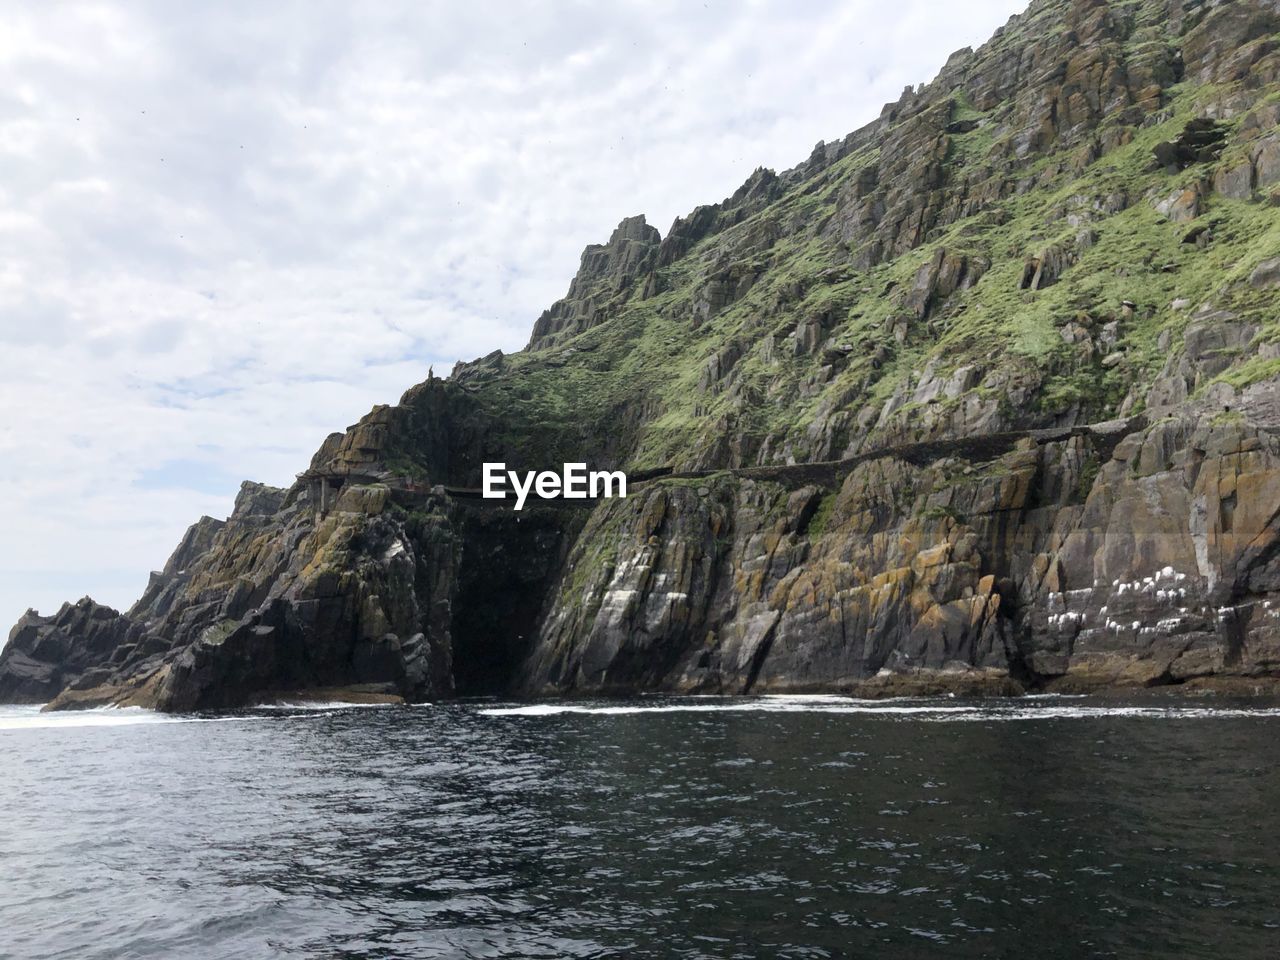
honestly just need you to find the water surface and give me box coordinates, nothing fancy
[3,694,1279,958]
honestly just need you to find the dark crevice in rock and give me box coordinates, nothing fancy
[448,506,585,696]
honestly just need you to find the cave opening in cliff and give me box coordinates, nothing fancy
[450,576,540,696]
[450,605,539,697]
[448,508,577,696]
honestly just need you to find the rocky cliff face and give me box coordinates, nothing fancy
[8,0,1280,709]
[524,414,1280,696]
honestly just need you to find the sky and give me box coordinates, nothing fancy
[0,0,1027,628]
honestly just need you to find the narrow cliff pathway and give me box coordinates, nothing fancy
[443,415,1151,507]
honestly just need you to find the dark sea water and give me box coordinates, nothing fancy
[3,695,1280,960]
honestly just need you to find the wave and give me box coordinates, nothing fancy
[478,698,1280,720]
[0,697,430,731]
[252,700,406,712]
[0,705,263,731]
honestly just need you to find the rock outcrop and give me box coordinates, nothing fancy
[527,215,661,349]
[524,416,1280,696]
[8,0,1280,709]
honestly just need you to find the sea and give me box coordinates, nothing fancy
[3,693,1279,959]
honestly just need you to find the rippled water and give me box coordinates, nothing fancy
[4,694,1280,959]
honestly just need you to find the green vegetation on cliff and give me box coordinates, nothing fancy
[362,0,1280,488]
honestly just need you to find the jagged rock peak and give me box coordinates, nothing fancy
[606,213,661,246]
[578,214,661,286]
[232,480,286,518]
[526,213,661,349]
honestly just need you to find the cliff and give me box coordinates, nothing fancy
[8,0,1280,709]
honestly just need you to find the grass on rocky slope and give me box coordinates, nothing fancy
[442,26,1280,474]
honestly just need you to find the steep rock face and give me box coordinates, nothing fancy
[9,0,1280,708]
[1,473,464,710]
[140,501,460,712]
[1022,416,1280,688]
[523,414,1280,695]
[0,600,152,704]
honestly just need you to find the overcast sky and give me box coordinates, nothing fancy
[0,0,1026,628]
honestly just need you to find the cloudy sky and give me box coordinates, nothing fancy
[0,0,1026,628]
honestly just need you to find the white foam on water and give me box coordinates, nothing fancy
[479,699,1280,720]
[922,704,1280,722]
[482,701,987,717]
[0,705,265,731]
[253,700,403,712]
[0,698,428,730]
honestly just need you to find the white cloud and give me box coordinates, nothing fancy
[0,0,1026,626]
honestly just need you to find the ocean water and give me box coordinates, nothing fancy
[3,694,1280,959]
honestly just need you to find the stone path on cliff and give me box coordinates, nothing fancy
[441,415,1150,509]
